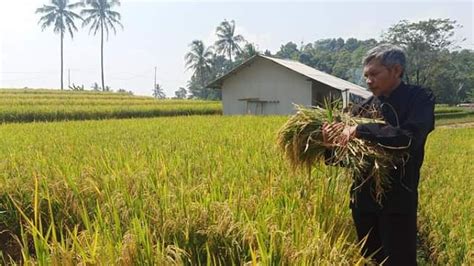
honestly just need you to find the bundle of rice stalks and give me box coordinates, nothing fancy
[277,104,408,204]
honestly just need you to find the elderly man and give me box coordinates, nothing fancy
[323,44,435,265]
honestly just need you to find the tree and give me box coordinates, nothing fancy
[69,83,84,91]
[210,54,231,79]
[275,42,300,60]
[174,87,187,99]
[215,20,245,62]
[264,49,272,56]
[117,88,133,95]
[36,0,83,90]
[332,50,352,81]
[153,83,166,99]
[185,40,213,86]
[185,40,215,99]
[235,42,259,63]
[81,0,123,92]
[428,49,474,104]
[91,82,100,91]
[382,19,461,86]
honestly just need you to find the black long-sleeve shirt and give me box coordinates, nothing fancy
[347,82,435,213]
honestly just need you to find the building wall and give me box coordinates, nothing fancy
[311,81,343,107]
[221,58,312,115]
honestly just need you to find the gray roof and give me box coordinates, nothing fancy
[207,54,372,99]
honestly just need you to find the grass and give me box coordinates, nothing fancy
[0,116,369,265]
[0,89,222,123]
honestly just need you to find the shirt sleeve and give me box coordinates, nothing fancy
[355,89,435,150]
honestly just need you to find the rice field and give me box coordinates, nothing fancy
[419,127,473,265]
[0,89,472,265]
[0,116,371,265]
[0,89,221,123]
[0,115,472,265]
[1,89,473,124]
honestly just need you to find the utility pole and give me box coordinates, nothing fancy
[68,68,70,87]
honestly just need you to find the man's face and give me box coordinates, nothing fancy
[363,59,401,97]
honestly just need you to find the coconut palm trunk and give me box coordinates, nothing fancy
[60,28,64,90]
[101,20,105,91]
[81,0,123,92]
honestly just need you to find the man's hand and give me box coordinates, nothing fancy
[322,122,343,147]
[337,125,358,146]
[322,122,357,147]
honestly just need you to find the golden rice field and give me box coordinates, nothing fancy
[0,89,472,265]
[1,89,473,124]
[0,116,472,265]
[419,127,473,265]
[0,116,368,265]
[0,89,221,123]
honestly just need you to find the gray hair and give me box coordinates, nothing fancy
[363,44,406,77]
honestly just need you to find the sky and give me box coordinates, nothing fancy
[0,0,472,97]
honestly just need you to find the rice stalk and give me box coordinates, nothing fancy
[277,104,408,204]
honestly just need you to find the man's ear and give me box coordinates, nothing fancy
[392,64,403,78]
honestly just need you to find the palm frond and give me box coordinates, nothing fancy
[38,13,57,30]
[81,8,98,16]
[234,34,245,43]
[107,14,123,30]
[67,1,85,9]
[64,16,78,38]
[36,5,56,14]
[54,15,65,35]
[81,0,122,37]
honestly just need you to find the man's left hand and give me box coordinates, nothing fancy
[336,125,358,146]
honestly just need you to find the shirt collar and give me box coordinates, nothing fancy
[377,81,406,104]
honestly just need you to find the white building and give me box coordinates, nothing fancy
[207,54,372,115]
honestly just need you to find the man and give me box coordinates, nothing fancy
[323,44,435,265]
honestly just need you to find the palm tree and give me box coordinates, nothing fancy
[215,20,245,63]
[81,0,123,91]
[185,40,214,88]
[36,0,83,90]
[236,42,259,61]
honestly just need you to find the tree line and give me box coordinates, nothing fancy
[185,18,474,104]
